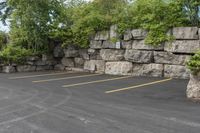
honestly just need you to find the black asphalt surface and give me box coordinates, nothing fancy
[0,71,199,133]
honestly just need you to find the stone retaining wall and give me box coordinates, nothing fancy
[1,27,199,79]
[57,27,200,79]
[0,54,58,73]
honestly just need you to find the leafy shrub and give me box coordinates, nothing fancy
[0,45,32,65]
[187,50,200,74]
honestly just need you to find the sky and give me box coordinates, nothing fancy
[0,22,9,32]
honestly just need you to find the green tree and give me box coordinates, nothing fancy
[1,0,64,53]
[0,31,7,50]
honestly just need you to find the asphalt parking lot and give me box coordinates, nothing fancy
[0,71,199,133]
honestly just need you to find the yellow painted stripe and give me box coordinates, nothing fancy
[105,78,172,94]
[32,73,102,83]
[9,71,78,79]
[62,76,133,88]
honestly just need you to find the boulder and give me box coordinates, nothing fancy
[102,41,116,49]
[131,29,147,39]
[79,49,89,60]
[165,40,200,54]
[17,65,36,72]
[54,64,65,71]
[154,51,190,65]
[74,57,85,67]
[164,65,190,79]
[61,58,75,67]
[124,50,153,63]
[132,64,164,77]
[187,73,200,100]
[172,27,199,40]
[123,29,132,41]
[90,40,102,49]
[64,49,79,57]
[53,45,64,58]
[121,41,132,49]
[84,60,105,73]
[100,49,125,61]
[94,31,109,40]
[2,66,16,73]
[132,40,164,50]
[105,61,133,75]
[110,25,118,39]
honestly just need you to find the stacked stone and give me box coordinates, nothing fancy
[0,55,57,73]
[84,26,200,79]
[54,44,89,72]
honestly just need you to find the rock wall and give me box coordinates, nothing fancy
[79,26,200,79]
[0,54,58,73]
[1,27,199,79]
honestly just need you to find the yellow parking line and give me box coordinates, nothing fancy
[32,73,102,83]
[62,76,133,88]
[105,78,172,94]
[9,71,79,79]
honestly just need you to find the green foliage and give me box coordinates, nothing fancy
[1,0,200,50]
[0,31,7,50]
[1,0,64,53]
[187,50,200,74]
[0,45,32,65]
[51,0,128,48]
[116,0,187,46]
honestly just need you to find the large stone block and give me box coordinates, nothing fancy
[164,65,190,79]
[105,61,133,75]
[100,49,124,61]
[53,45,64,58]
[165,40,200,54]
[90,40,102,49]
[42,54,54,61]
[123,29,132,41]
[132,64,164,77]
[2,66,16,73]
[154,51,190,65]
[102,41,116,49]
[36,65,54,71]
[61,58,75,67]
[54,64,65,71]
[124,50,153,63]
[88,49,102,60]
[172,27,199,39]
[64,49,79,57]
[74,57,85,67]
[121,41,132,49]
[17,65,36,72]
[84,60,105,73]
[110,25,118,39]
[35,60,47,66]
[187,73,200,101]
[132,40,164,50]
[131,29,147,39]
[94,31,109,40]
[79,49,89,60]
